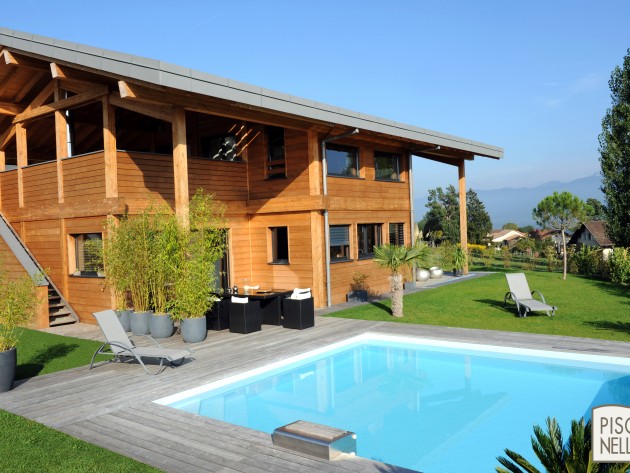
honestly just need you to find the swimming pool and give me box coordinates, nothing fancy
[155,334,630,472]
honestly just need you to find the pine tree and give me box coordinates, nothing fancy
[599,48,630,246]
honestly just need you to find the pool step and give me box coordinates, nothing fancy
[272,420,356,460]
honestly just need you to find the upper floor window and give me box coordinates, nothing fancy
[326,144,359,178]
[389,223,405,246]
[269,226,289,264]
[266,126,286,179]
[374,151,401,181]
[202,134,239,161]
[358,224,382,259]
[70,233,103,277]
[330,225,351,262]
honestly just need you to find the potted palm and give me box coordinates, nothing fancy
[103,216,133,331]
[452,244,467,277]
[0,268,41,392]
[373,243,424,318]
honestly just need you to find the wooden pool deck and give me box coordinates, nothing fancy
[3,315,630,473]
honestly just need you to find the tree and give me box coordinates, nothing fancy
[373,243,427,318]
[533,192,591,280]
[423,185,460,243]
[586,197,606,221]
[466,189,493,244]
[496,417,629,473]
[599,48,630,247]
[423,186,492,244]
[502,222,519,230]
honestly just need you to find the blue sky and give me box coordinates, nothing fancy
[5,1,630,200]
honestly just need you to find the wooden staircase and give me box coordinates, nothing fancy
[0,211,79,327]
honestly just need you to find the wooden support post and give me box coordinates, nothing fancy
[102,96,118,198]
[53,80,67,204]
[16,123,27,208]
[307,130,322,196]
[172,107,189,226]
[310,210,325,308]
[35,285,50,329]
[0,149,4,210]
[458,160,468,274]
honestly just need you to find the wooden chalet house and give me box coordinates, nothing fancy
[0,28,503,326]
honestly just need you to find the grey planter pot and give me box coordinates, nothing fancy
[150,313,174,339]
[131,311,151,335]
[429,266,443,279]
[116,310,132,332]
[181,316,207,343]
[0,347,17,392]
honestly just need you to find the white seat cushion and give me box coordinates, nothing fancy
[231,296,249,304]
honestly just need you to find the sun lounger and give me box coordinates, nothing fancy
[90,310,192,374]
[504,273,557,317]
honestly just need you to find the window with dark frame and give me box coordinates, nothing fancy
[270,226,289,264]
[266,126,286,179]
[72,233,103,276]
[374,151,401,181]
[389,223,405,246]
[358,224,382,259]
[326,144,359,177]
[330,225,351,262]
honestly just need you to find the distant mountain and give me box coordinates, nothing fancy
[414,174,604,228]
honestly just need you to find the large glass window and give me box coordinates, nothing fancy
[330,225,351,262]
[71,233,103,276]
[389,223,405,245]
[374,151,401,181]
[266,126,286,178]
[326,144,359,177]
[358,224,382,259]
[269,226,289,264]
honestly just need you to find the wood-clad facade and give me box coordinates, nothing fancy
[0,29,503,325]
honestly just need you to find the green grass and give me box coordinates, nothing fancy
[1,330,162,472]
[326,271,630,341]
[14,328,104,380]
[0,410,161,473]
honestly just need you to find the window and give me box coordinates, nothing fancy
[326,144,359,177]
[266,126,286,179]
[389,223,405,245]
[358,224,382,259]
[71,233,103,276]
[269,227,289,264]
[202,134,239,161]
[374,151,401,181]
[330,225,351,262]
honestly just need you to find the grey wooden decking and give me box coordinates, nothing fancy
[3,316,630,473]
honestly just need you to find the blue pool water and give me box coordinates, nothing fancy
[156,335,630,472]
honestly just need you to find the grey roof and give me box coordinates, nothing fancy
[0,27,503,159]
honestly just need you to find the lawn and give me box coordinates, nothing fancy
[326,271,630,342]
[1,329,162,472]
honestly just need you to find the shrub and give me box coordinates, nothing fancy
[500,246,512,268]
[570,246,609,278]
[609,247,630,285]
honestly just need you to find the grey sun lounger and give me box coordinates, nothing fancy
[90,310,193,374]
[503,273,557,317]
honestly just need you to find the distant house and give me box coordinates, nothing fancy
[539,229,570,252]
[568,221,613,256]
[489,229,527,248]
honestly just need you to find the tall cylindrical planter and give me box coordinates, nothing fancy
[181,316,207,343]
[116,310,132,332]
[0,347,17,392]
[150,313,174,339]
[131,311,151,336]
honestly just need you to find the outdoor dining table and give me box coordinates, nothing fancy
[245,289,293,325]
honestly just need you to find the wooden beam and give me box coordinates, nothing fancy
[103,96,118,198]
[51,63,109,93]
[0,101,23,116]
[108,93,173,123]
[310,210,325,308]
[307,130,322,196]
[247,196,327,214]
[13,71,46,103]
[458,160,468,275]
[13,85,108,124]
[53,80,67,204]
[1,197,127,222]
[1,50,48,70]
[0,149,4,209]
[16,123,26,208]
[172,107,189,226]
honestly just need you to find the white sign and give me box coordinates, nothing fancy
[593,405,630,462]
